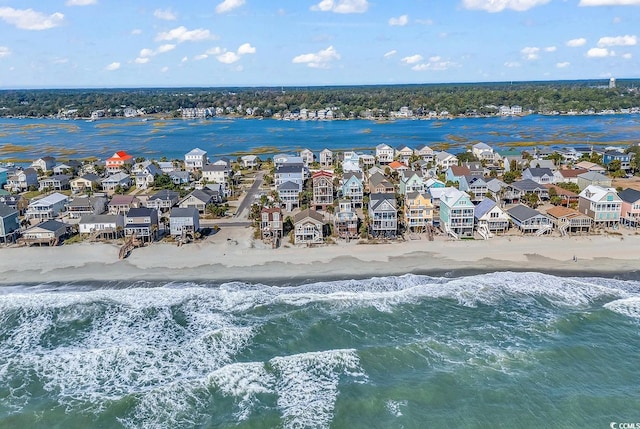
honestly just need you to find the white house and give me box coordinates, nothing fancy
[376,144,394,164]
[26,192,69,220]
[184,148,208,170]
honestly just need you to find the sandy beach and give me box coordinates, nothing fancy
[1,226,639,285]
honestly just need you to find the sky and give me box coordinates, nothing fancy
[0,0,639,89]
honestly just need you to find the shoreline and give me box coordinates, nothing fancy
[1,227,639,286]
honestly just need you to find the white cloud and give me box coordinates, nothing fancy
[0,46,11,58]
[216,0,245,14]
[206,47,224,55]
[597,35,637,46]
[154,8,177,21]
[521,46,540,60]
[105,62,120,71]
[622,52,633,59]
[389,15,409,26]
[237,43,256,55]
[544,46,557,52]
[384,50,397,58]
[161,66,169,73]
[131,29,142,35]
[134,57,150,64]
[411,58,458,71]
[462,0,550,12]
[579,0,640,5]
[292,45,340,68]
[401,54,423,64]
[556,61,570,68]
[181,56,188,63]
[194,54,208,61]
[157,44,176,54]
[156,26,213,43]
[311,0,369,14]
[504,61,521,67]
[415,18,434,25]
[65,0,97,6]
[587,47,613,57]
[217,51,240,64]
[566,38,587,47]
[0,7,64,30]
[139,48,154,58]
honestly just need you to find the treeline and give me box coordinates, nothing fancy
[1,80,639,118]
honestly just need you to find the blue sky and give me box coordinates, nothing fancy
[0,0,639,88]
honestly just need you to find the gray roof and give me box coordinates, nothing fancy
[79,214,121,224]
[149,189,180,201]
[507,204,544,222]
[510,179,546,192]
[618,188,640,203]
[276,164,304,174]
[577,171,609,181]
[203,164,229,172]
[526,167,554,177]
[127,207,155,217]
[170,207,199,218]
[294,208,324,224]
[278,181,300,191]
[369,192,396,211]
[34,219,67,232]
[0,202,17,217]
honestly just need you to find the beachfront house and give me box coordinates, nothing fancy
[395,145,414,163]
[0,203,20,243]
[546,206,592,235]
[471,143,495,162]
[577,171,612,191]
[522,168,555,185]
[168,171,191,185]
[70,174,101,194]
[202,164,230,185]
[78,214,124,239]
[67,196,107,219]
[368,193,397,238]
[435,151,459,171]
[0,168,7,188]
[293,208,325,245]
[341,172,364,207]
[368,172,395,194]
[507,204,553,234]
[334,199,359,240]
[241,155,259,169]
[439,187,475,238]
[124,207,159,242]
[31,156,56,172]
[404,191,433,233]
[342,152,362,173]
[101,172,131,192]
[458,176,488,203]
[619,188,640,228]
[178,189,221,213]
[108,195,141,215]
[553,168,588,185]
[415,144,435,162]
[474,198,510,235]
[169,207,200,238]
[376,144,394,164]
[312,170,334,210]
[300,149,315,166]
[603,150,631,171]
[22,220,69,246]
[388,161,409,175]
[319,149,333,168]
[399,170,424,195]
[503,179,549,204]
[0,194,27,215]
[105,151,133,173]
[5,168,38,192]
[38,174,71,192]
[278,181,301,212]
[578,185,622,228]
[260,207,283,242]
[53,161,80,175]
[145,190,180,212]
[134,163,161,190]
[25,192,68,221]
[445,166,471,184]
[275,164,305,189]
[184,148,208,170]
[575,161,607,173]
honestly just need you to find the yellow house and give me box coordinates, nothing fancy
[404,191,433,233]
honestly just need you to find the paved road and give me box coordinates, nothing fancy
[234,171,264,219]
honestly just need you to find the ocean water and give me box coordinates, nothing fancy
[1,114,639,162]
[1,272,639,428]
